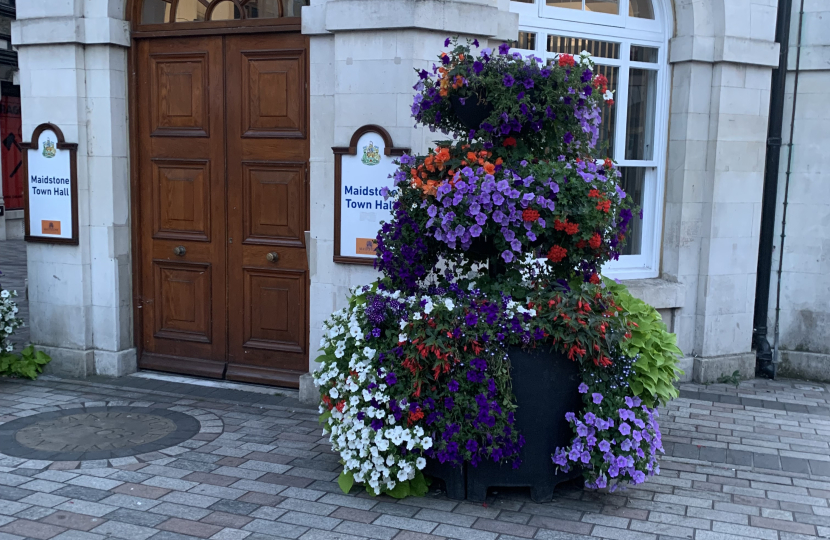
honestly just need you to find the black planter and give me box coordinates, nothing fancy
[466,344,583,502]
[450,94,493,130]
[424,459,466,500]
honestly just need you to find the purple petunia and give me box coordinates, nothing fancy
[578,383,589,393]
[448,379,459,392]
[592,393,603,404]
[503,74,515,88]
[619,422,631,436]
[473,61,484,75]
[385,372,397,385]
[498,43,510,55]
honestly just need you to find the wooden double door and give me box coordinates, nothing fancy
[135,32,309,387]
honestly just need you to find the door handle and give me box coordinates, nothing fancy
[173,246,186,257]
[266,252,279,263]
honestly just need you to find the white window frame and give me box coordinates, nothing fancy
[511,0,670,280]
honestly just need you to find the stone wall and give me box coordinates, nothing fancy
[767,0,830,378]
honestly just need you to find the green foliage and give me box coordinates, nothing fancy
[604,279,683,407]
[0,345,52,380]
[716,370,741,388]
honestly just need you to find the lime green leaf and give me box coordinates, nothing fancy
[387,481,411,499]
[337,470,355,494]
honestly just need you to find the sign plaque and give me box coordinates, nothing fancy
[333,125,408,265]
[22,123,79,245]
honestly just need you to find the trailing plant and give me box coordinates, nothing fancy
[0,289,23,353]
[603,278,683,406]
[0,289,51,379]
[553,354,664,490]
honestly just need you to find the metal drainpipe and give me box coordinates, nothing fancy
[752,0,797,379]
[772,0,805,372]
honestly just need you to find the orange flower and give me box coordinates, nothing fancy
[483,162,496,175]
[495,157,503,165]
[467,151,477,162]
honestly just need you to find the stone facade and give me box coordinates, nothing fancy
[11,0,134,377]
[4,0,824,389]
[770,0,830,381]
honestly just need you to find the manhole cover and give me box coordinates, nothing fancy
[0,406,201,461]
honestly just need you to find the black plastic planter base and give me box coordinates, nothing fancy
[424,459,466,500]
[428,344,583,503]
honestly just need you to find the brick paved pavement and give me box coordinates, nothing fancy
[0,239,30,349]
[0,374,828,540]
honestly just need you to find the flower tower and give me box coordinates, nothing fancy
[314,38,682,501]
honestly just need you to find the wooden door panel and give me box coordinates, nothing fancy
[241,50,306,138]
[243,269,305,352]
[150,52,210,137]
[138,36,227,378]
[242,162,305,246]
[152,159,211,241]
[153,260,212,343]
[225,33,309,388]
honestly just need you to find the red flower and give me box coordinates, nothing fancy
[565,222,579,235]
[408,407,424,425]
[604,157,613,169]
[589,273,601,284]
[502,137,517,147]
[547,245,567,263]
[596,199,611,213]
[522,209,539,222]
[589,232,602,249]
[588,189,601,199]
[558,54,575,67]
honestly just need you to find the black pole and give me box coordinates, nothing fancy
[753,0,793,378]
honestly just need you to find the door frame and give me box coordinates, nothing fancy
[126,3,311,384]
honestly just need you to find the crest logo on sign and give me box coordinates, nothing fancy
[361,141,380,166]
[42,139,56,159]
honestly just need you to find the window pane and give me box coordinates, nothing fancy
[280,0,308,17]
[596,65,618,156]
[511,0,534,3]
[517,31,536,50]
[209,0,240,20]
[585,0,618,15]
[173,0,207,21]
[625,68,657,160]
[141,0,171,23]
[629,0,655,19]
[630,45,658,63]
[546,0,582,10]
[619,167,645,255]
[547,35,620,59]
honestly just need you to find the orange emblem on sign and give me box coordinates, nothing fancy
[355,238,378,255]
[41,220,61,235]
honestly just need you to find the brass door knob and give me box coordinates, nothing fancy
[266,252,279,263]
[173,246,186,257]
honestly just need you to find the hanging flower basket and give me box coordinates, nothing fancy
[314,36,681,502]
[450,94,493,130]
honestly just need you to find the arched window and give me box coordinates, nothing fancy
[139,0,308,25]
[511,0,669,279]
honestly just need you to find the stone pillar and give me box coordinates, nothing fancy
[12,1,134,377]
[664,0,779,382]
[299,0,518,400]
